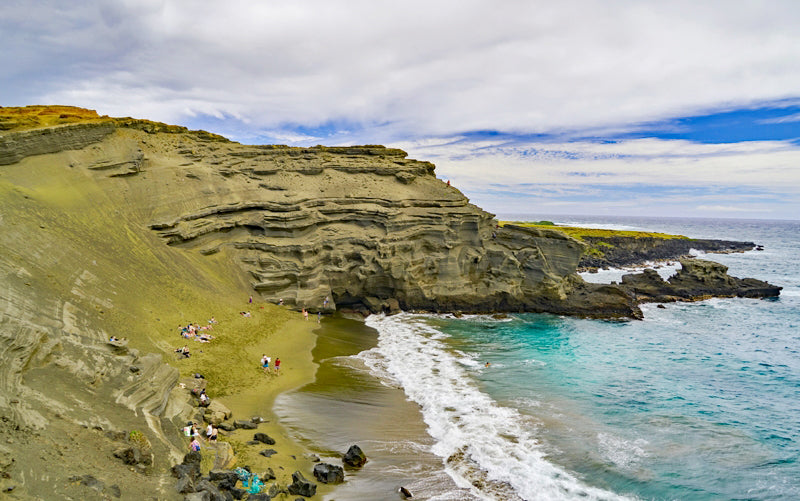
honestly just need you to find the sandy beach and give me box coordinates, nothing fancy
[171,303,338,497]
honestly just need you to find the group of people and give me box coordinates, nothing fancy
[180,319,216,342]
[175,318,217,358]
[260,354,281,374]
[185,420,218,452]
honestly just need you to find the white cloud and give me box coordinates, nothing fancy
[1,0,793,138]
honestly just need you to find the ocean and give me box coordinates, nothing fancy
[274,216,800,500]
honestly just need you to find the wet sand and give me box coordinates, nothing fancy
[273,316,473,500]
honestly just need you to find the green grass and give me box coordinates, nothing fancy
[499,221,687,240]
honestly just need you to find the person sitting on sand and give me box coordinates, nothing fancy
[175,346,190,358]
[208,316,217,324]
[199,390,210,407]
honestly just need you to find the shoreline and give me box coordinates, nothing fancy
[176,308,339,497]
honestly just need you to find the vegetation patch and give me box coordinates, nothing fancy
[499,221,687,240]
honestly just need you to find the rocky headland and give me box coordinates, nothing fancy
[0,106,781,499]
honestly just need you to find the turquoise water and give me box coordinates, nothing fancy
[283,216,800,500]
[428,217,800,500]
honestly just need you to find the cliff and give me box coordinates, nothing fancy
[0,106,781,498]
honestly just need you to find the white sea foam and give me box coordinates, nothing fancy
[597,432,649,471]
[360,313,633,501]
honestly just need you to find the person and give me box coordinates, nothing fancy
[261,354,270,372]
[274,358,280,372]
[302,308,308,321]
[206,423,213,440]
[199,390,210,407]
[190,422,200,439]
[190,438,201,452]
[249,295,253,304]
[323,296,329,308]
[484,362,491,368]
[278,298,284,306]
[209,426,218,441]
[317,311,321,323]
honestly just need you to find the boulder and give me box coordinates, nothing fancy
[174,475,195,494]
[172,463,201,481]
[203,400,232,425]
[287,471,317,497]
[399,486,413,498]
[313,463,344,484]
[217,422,235,432]
[194,479,225,501]
[259,449,277,457]
[261,467,276,481]
[183,451,203,468]
[208,470,238,484]
[385,298,401,315]
[253,432,275,445]
[113,446,141,465]
[343,444,367,467]
[233,420,258,430]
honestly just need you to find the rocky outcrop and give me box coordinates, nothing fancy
[620,258,781,303]
[0,122,115,165]
[579,235,756,270]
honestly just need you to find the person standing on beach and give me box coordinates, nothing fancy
[261,354,270,372]
[302,308,308,321]
[274,358,280,373]
[249,295,253,304]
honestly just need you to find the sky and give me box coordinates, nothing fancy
[2,0,799,220]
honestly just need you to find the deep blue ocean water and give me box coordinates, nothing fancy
[280,216,800,500]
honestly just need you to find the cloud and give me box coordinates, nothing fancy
[396,135,800,219]
[759,112,800,124]
[2,0,797,139]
